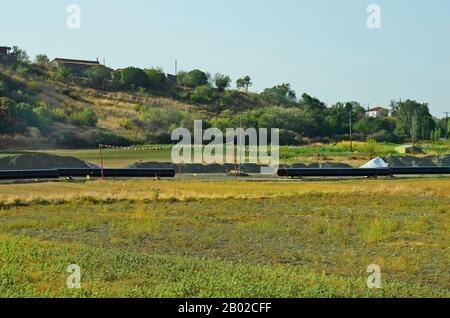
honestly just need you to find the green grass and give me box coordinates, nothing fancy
[0,148,172,168]
[0,179,448,298]
[0,235,444,298]
[1,141,448,168]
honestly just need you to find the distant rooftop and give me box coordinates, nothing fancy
[52,58,100,66]
[367,107,389,112]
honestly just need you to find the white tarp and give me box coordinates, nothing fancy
[360,157,389,169]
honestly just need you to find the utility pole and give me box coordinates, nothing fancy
[349,102,353,152]
[444,112,449,140]
[175,60,178,76]
[239,111,243,174]
[99,144,105,181]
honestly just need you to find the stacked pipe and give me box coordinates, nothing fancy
[277,167,450,177]
[0,168,175,180]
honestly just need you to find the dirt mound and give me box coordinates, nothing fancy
[383,155,450,167]
[128,162,268,173]
[0,153,97,170]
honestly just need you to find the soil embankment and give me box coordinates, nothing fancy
[0,154,97,170]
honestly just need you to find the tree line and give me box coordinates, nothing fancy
[0,46,448,146]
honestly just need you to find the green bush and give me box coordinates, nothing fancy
[83,130,131,147]
[116,67,149,90]
[51,108,68,123]
[146,68,166,90]
[177,69,209,88]
[69,109,98,127]
[32,103,53,131]
[191,84,214,104]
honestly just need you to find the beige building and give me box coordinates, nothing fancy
[366,107,391,118]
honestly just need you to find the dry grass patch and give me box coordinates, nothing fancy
[0,178,448,206]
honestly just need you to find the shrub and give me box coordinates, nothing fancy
[279,129,304,145]
[116,67,149,90]
[191,84,214,104]
[144,131,173,144]
[119,118,134,130]
[33,103,53,131]
[69,109,98,127]
[51,108,68,122]
[363,138,379,159]
[85,65,112,89]
[83,130,131,147]
[368,130,397,143]
[146,68,166,90]
[177,69,209,88]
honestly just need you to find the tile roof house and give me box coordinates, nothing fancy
[0,46,11,55]
[0,46,13,63]
[366,107,392,118]
[51,58,100,74]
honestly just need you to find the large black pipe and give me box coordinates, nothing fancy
[0,168,175,180]
[389,167,450,175]
[278,167,450,177]
[58,168,175,178]
[0,169,60,180]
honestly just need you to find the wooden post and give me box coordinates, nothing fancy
[233,143,237,179]
[99,144,105,181]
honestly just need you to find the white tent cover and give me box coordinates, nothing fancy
[360,157,389,169]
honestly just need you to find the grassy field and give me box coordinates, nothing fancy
[1,141,449,168]
[0,148,173,168]
[0,178,449,297]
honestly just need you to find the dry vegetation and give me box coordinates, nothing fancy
[0,178,448,206]
[77,88,196,131]
[0,178,448,297]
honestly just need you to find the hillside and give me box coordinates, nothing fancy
[0,64,207,149]
[1,46,448,150]
[0,54,270,149]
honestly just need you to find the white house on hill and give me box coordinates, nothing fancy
[366,107,392,118]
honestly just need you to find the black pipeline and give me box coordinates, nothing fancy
[278,167,450,177]
[0,168,175,180]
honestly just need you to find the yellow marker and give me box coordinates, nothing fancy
[86,175,91,181]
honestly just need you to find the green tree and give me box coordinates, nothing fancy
[191,84,215,104]
[394,99,435,142]
[69,109,98,127]
[177,69,209,88]
[236,76,252,92]
[411,113,419,146]
[35,54,50,67]
[213,73,231,92]
[353,116,396,140]
[55,65,70,81]
[11,46,29,63]
[118,67,149,90]
[146,68,167,90]
[262,83,297,106]
[298,93,331,137]
[33,103,53,131]
[85,65,113,89]
[0,98,18,133]
[11,102,35,124]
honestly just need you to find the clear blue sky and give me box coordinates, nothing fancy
[1,0,449,116]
